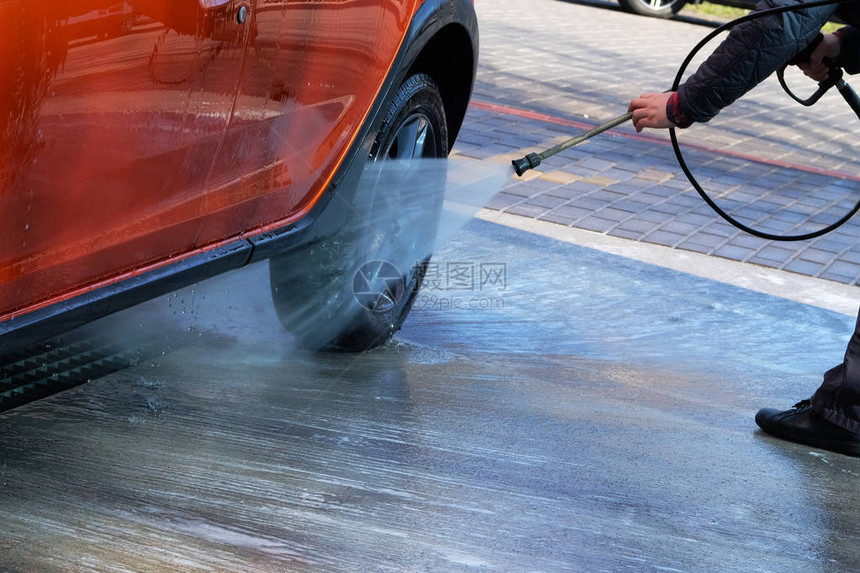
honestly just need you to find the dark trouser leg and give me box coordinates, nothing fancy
[811,309,860,433]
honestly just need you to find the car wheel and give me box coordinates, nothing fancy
[269,73,449,352]
[618,0,686,18]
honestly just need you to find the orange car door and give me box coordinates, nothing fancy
[191,0,421,245]
[0,0,253,319]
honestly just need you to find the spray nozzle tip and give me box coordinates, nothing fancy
[512,153,541,177]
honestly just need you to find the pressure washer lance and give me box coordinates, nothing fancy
[511,111,633,177]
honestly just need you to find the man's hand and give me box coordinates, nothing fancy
[797,33,841,83]
[628,92,676,132]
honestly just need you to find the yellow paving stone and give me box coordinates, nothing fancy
[489,152,523,164]
[540,170,581,185]
[581,175,619,186]
[635,169,674,183]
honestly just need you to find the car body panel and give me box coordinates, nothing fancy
[0,0,422,322]
[1,0,251,318]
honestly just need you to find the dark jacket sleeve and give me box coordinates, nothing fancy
[677,0,837,124]
[836,26,860,74]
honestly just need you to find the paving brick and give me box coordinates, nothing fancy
[643,230,684,248]
[540,171,581,185]
[614,217,660,235]
[599,168,637,182]
[506,203,551,218]
[754,245,797,264]
[823,261,860,281]
[506,178,563,198]
[676,240,715,255]
[569,196,614,211]
[798,248,836,264]
[611,199,654,214]
[650,202,689,216]
[713,245,754,262]
[837,250,860,265]
[544,186,592,201]
[485,193,523,211]
[578,157,618,172]
[538,212,577,226]
[549,205,593,221]
[746,256,782,269]
[581,175,620,187]
[819,270,856,285]
[681,232,726,250]
[701,222,736,238]
[597,207,633,223]
[635,169,674,183]
[640,185,678,199]
[727,234,770,250]
[577,216,617,234]
[660,220,703,236]
[784,260,826,277]
[610,228,645,241]
[524,195,568,209]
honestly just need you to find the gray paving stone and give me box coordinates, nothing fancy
[824,261,860,281]
[819,270,856,285]
[577,216,618,234]
[676,240,715,255]
[614,217,660,235]
[506,203,551,218]
[569,196,615,211]
[538,212,577,226]
[486,192,524,210]
[725,234,768,250]
[643,230,685,248]
[610,228,645,241]
[549,204,593,221]
[713,245,755,262]
[746,256,782,269]
[525,195,568,210]
[681,232,726,250]
[660,220,704,236]
[837,250,860,265]
[784,259,827,277]
[610,199,655,214]
[798,248,837,264]
[597,207,633,223]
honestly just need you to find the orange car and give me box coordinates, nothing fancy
[0,0,478,354]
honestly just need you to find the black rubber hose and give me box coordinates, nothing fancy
[671,0,860,241]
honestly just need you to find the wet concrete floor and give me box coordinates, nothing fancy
[1,218,860,571]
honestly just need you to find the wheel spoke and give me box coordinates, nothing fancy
[412,118,429,159]
[389,116,431,160]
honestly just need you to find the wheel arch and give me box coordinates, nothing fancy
[407,20,477,149]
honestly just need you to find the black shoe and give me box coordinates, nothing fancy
[755,400,860,457]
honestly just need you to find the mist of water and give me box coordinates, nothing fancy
[265,156,513,350]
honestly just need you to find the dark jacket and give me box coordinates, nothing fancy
[678,0,860,123]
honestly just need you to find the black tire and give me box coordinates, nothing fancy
[269,74,448,352]
[618,0,686,18]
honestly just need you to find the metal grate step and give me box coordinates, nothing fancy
[0,335,168,412]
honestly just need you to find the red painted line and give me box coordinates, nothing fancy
[470,100,860,183]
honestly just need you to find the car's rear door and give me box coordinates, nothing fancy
[0,0,252,319]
